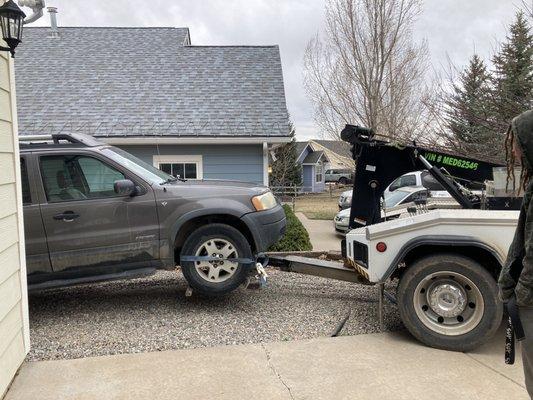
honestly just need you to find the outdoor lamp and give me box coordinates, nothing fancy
[0,0,26,57]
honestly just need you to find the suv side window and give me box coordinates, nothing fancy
[20,157,31,205]
[40,155,125,202]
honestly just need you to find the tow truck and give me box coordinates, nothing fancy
[269,125,520,352]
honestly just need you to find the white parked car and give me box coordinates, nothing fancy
[338,170,444,210]
[334,187,452,234]
[338,189,352,210]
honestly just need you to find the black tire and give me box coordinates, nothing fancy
[338,177,348,185]
[180,223,253,296]
[397,253,502,352]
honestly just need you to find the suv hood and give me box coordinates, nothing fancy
[161,178,267,194]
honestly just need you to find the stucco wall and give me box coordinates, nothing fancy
[0,46,30,397]
[118,144,264,184]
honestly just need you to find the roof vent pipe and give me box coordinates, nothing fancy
[47,6,58,37]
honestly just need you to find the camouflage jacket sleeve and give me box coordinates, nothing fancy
[498,204,525,302]
[516,195,533,307]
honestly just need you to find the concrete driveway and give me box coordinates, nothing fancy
[6,329,528,400]
[296,212,341,251]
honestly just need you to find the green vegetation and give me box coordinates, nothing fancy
[304,210,338,220]
[269,205,313,252]
[269,119,302,188]
[445,11,533,161]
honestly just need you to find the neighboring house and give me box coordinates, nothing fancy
[0,33,30,397]
[294,140,353,192]
[295,142,330,192]
[14,23,290,185]
[311,140,353,170]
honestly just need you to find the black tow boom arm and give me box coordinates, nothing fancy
[340,125,502,229]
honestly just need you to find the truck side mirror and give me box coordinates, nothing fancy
[114,179,136,196]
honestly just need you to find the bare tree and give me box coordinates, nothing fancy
[304,0,432,141]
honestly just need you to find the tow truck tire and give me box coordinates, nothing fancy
[397,254,502,352]
[180,224,253,296]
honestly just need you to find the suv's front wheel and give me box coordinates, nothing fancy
[180,223,253,296]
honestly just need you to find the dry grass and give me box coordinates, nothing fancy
[293,187,349,220]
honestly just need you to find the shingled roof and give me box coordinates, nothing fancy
[313,140,351,159]
[15,27,289,139]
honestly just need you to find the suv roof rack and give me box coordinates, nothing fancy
[18,132,104,147]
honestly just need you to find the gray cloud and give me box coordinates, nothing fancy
[26,0,523,140]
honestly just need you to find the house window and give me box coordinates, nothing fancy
[153,155,203,180]
[315,162,323,183]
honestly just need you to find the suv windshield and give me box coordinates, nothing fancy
[102,147,173,184]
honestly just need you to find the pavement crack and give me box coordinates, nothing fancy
[464,353,526,389]
[261,343,295,400]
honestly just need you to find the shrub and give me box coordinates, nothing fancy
[268,205,313,252]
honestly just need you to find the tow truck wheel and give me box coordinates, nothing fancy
[180,224,253,296]
[397,254,502,352]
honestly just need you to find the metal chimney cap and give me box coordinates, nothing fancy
[47,6,57,13]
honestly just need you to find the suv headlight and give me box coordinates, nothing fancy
[252,191,277,211]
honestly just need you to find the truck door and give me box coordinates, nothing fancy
[20,155,52,274]
[37,152,159,273]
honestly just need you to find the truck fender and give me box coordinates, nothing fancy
[381,235,505,282]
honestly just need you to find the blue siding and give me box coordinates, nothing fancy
[118,144,264,184]
[314,179,325,192]
[302,165,313,192]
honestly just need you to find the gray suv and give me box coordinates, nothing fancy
[20,133,286,295]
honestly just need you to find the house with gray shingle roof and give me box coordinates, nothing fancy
[14,25,290,185]
[295,142,329,192]
[293,140,354,192]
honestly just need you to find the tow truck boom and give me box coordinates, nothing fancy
[340,125,506,228]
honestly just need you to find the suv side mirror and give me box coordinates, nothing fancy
[114,179,136,196]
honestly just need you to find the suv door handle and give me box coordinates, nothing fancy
[53,211,80,221]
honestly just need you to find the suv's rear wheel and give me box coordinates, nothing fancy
[180,223,253,296]
[338,177,349,185]
[397,254,502,352]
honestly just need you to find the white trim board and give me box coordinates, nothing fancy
[153,155,203,179]
[102,137,291,145]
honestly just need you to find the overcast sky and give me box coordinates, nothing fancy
[27,0,523,140]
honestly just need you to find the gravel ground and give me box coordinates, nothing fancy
[28,268,403,361]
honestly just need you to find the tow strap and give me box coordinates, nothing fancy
[180,253,268,266]
[505,295,525,365]
[180,253,270,287]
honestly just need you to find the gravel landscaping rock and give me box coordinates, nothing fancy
[28,268,403,361]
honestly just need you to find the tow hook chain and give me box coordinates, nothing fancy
[180,253,270,295]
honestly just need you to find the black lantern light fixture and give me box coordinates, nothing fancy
[0,0,26,58]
